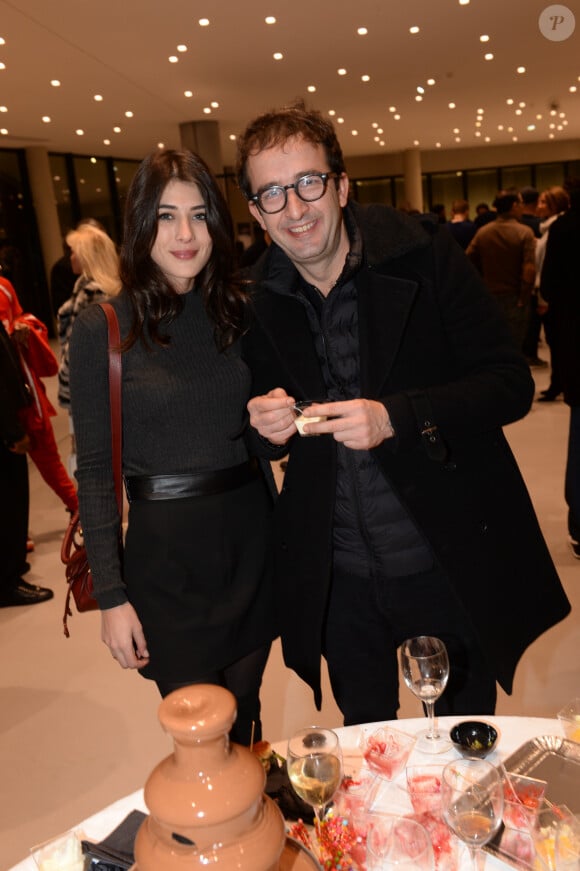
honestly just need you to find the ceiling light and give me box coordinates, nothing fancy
[448,102,456,109]
[549,123,556,129]
[0,128,8,135]
[90,157,97,164]
[0,38,4,45]
[409,26,420,34]
[379,141,385,146]
[427,79,436,86]
[169,55,178,63]
[351,130,358,136]
[113,126,121,133]
[559,111,566,118]
[199,18,210,26]
[184,90,193,97]
[417,86,425,94]
[273,52,283,60]
[374,136,380,142]
[415,95,423,102]
[477,108,484,113]
[484,53,494,60]
[307,85,316,93]
[480,34,490,42]
[377,128,383,134]
[337,117,344,124]
[527,124,536,131]
[436,142,442,148]
[177,45,187,52]
[0,106,6,112]
[361,75,370,82]
[413,140,420,146]
[453,127,460,133]
[42,115,51,123]
[211,101,219,108]
[557,124,563,130]
[475,121,482,127]
[125,110,134,118]
[506,98,514,105]
[328,109,336,116]
[104,139,111,145]
[485,136,491,142]
[515,109,522,115]
[203,107,211,114]
[157,142,165,148]
[563,119,569,125]
[75,129,84,136]
[337,68,347,75]
[357,27,368,35]
[394,114,401,120]
[455,136,461,142]
[389,106,396,112]
[507,126,513,132]
[549,133,555,139]
[536,114,543,119]
[570,86,578,93]
[475,131,481,137]
[372,122,378,128]
[517,66,526,74]
[229,134,237,141]
[94,94,103,102]
[519,101,526,107]
[265,16,276,24]
[498,124,504,130]
[459,0,470,5]
[51,79,61,87]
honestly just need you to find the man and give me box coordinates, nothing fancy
[466,191,536,351]
[519,187,542,239]
[541,178,580,558]
[236,103,570,724]
[0,321,54,607]
[447,199,476,250]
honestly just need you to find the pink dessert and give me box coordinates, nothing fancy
[408,812,459,871]
[363,728,414,780]
[407,771,443,814]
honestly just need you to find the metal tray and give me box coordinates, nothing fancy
[486,734,580,869]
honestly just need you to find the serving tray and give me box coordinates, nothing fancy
[486,734,580,869]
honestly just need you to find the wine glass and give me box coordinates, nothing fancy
[287,727,343,837]
[366,814,435,870]
[441,758,504,870]
[399,635,450,753]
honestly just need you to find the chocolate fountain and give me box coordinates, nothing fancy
[132,683,286,870]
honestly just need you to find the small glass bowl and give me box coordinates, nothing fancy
[361,725,416,781]
[557,698,580,743]
[502,771,547,831]
[406,763,444,815]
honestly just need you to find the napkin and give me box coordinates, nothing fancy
[81,809,146,870]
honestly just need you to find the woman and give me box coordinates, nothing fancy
[534,186,570,402]
[69,150,276,744]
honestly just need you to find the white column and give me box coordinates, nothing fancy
[403,148,423,213]
[25,147,63,282]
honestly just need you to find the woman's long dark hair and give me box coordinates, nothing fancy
[121,149,248,350]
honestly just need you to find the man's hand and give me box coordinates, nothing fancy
[300,398,395,449]
[101,602,150,669]
[247,388,296,445]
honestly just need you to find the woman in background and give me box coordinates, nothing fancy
[69,150,276,744]
[57,223,121,472]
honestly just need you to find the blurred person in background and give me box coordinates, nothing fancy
[540,178,580,558]
[447,199,476,250]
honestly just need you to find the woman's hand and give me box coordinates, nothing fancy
[101,602,150,669]
[247,387,296,445]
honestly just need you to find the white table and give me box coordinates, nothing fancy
[9,715,565,870]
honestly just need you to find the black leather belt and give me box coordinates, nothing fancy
[125,459,260,502]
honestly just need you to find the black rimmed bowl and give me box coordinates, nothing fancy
[450,720,498,758]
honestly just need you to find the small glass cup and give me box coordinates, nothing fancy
[333,767,379,820]
[532,803,574,871]
[361,725,416,781]
[406,763,444,815]
[557,698,580,743]
[293,399,329,436]
[366,813,434,870]
[31,830,85,870]
[503,771,547,831]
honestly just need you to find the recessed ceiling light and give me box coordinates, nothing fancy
[177,45,187,52]
[113,126,121,133]
[570,86,577,93]
[125,111,134,118]
[394,114,401,120]
[389,106,396,112]
[337,117,344,124]
[94,94,103,102]
[361,75,370,82]
[265,16,276,24]
[459,0,470,5]
[0,37,5,45]
[351,130,358,136]
[90,157,97,164]
[517,66,526,74]
[475,131,481,137]
[498,124,504,130]
[536,114,543,120]
[527,124,536,131]
[42,115,51,123]
[203,107,211,114]
[169,56,178,63]
[104,139,111,145]
[307,85,316,92]
[199,18,210,26]
[455,136,461,142]
[417,86,425,94]
[210,101,219,108]
[337,68,347,76]
[415,95,423,102]
[409,26,420,34]
[485,136,491,142]
[427,79,436,86]
[453,127,460,133]
[549,133,555,139]
[379,141,385,147]
[374,136,380,142]
[480,34,490,42]
[371,122,378,128]
[273,52,283,60]
[475,121,482,127]
[0,128,8,135]
[0,106,6,112]
[519,101,526,108]
[506,98,514,105]
[477,108,484,113]
[507,126,513,132]
[357,26,368,35]
[184,90,193,98]
[229,134,237,141]
[484,53,494,60]
[328,109,336,116]
[436,142,442,148]
[559,111,566,118]
[377,128,383,134]
[413,140,420,146]
[563,119,569,125]
[448,102,456,109]
[512,136,518,141]
[549,122,556,129]
[515,109,522,115]
[51,79,61,87]
[75,129,84,136]
[157,142,165,148]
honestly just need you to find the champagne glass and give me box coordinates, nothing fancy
[400,635,450,753]
[441,758,504,870]
[366,814,435,870]
[287,727,343,836]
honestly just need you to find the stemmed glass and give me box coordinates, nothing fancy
[441,758,504,870]
[400,635,450,753]
[287,727,343,841]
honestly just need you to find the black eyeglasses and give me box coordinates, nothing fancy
[249,172,339,214]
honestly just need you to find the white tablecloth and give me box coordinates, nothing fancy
[10,715,565,870]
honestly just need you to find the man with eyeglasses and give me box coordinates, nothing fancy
[236,102,569,725]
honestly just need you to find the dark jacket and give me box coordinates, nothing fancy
[0,321,29,447]
[243,201,570,706]
[540,205,580,406]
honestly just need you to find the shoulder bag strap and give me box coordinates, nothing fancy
[98,303,123,517]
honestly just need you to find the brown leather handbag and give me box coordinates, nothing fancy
[62,303,123,637]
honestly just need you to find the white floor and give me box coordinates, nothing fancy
[1,357,578,869]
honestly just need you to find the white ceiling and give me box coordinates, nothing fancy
[0,0,578,168]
